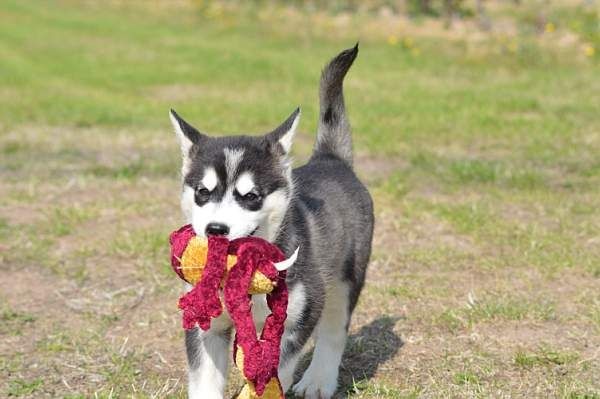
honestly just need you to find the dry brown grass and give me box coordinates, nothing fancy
[2,1,600,397]
[2,123,599,398]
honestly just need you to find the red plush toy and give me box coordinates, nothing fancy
[170,225,297,399]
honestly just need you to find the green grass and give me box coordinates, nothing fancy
[43,205,99,237]
[0,306,36,336]
[453,371,480,386]
[7,378,43,397]
[348,380,415,398]
[1,1,600,157]
[432,295,556,332]
[1,0,599,397]
[568,394,600,399]
[36,332,73,354]
[514,347,580,368]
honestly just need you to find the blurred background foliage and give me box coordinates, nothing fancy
[97,0,600,59]
[189,0,600,33]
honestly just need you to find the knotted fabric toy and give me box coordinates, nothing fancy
[170,225,297,399]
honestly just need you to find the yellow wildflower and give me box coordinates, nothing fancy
[387,35,398,46]
[545,23,555,33]
[583,44,595,57]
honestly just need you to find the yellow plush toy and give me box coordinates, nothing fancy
[170,225,297,399]
[177,235,277,295]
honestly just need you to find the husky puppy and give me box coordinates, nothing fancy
[170,45,374,399]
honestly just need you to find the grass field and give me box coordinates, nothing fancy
[1,0,600,398]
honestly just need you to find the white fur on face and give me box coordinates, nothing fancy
[181,184,195,222]
[191,190,260,239]
[224,148,244,180]
[201,167,218,191]
[182,183,290,241]
[235,172,254,196]
[180,146,291,241]
[253,188,290,241]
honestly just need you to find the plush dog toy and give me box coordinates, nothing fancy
[170,225,297,399]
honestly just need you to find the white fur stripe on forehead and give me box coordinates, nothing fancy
[235,172,254,196]
[202,167,218,191]
[224,148,245,180]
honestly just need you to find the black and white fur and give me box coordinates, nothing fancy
[170,45,374,399]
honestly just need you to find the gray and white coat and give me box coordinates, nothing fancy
[170,45,374,399]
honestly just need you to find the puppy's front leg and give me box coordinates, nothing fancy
[186,326,232,399]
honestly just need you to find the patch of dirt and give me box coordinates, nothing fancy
[473,320,599,355]
[373,206,478,257]
[0,268,82,376]
[0,261,187,397]
[0,202,44,226]
[0,268,72,321]
[354,152,406,185]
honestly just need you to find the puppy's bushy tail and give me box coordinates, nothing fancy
[313,43,358,168]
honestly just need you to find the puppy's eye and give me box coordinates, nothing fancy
[236,191,259,202]
[195,187,211,204]
[242,192,259,201]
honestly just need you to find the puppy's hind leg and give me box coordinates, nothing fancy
[293,280,350,399]
[186,326,231,399]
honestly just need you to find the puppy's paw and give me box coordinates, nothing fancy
[292,367,338,399]
[189,389,223,399]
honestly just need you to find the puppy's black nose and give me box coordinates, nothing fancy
[205,223,230,236]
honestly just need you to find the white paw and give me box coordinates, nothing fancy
[188,388,223,399]
[292,367,338,399]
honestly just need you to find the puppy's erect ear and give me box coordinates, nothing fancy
[266,107,300,155]
[169,109,206,157]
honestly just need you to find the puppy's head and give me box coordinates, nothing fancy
[170,108,299,242]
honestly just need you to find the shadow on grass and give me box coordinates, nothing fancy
[288,316,403,398]
[337,316,403,397]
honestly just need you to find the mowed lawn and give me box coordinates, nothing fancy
[1,1,600,398]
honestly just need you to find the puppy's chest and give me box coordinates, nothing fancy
[203,283,307,331]
[251,283,306,329]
